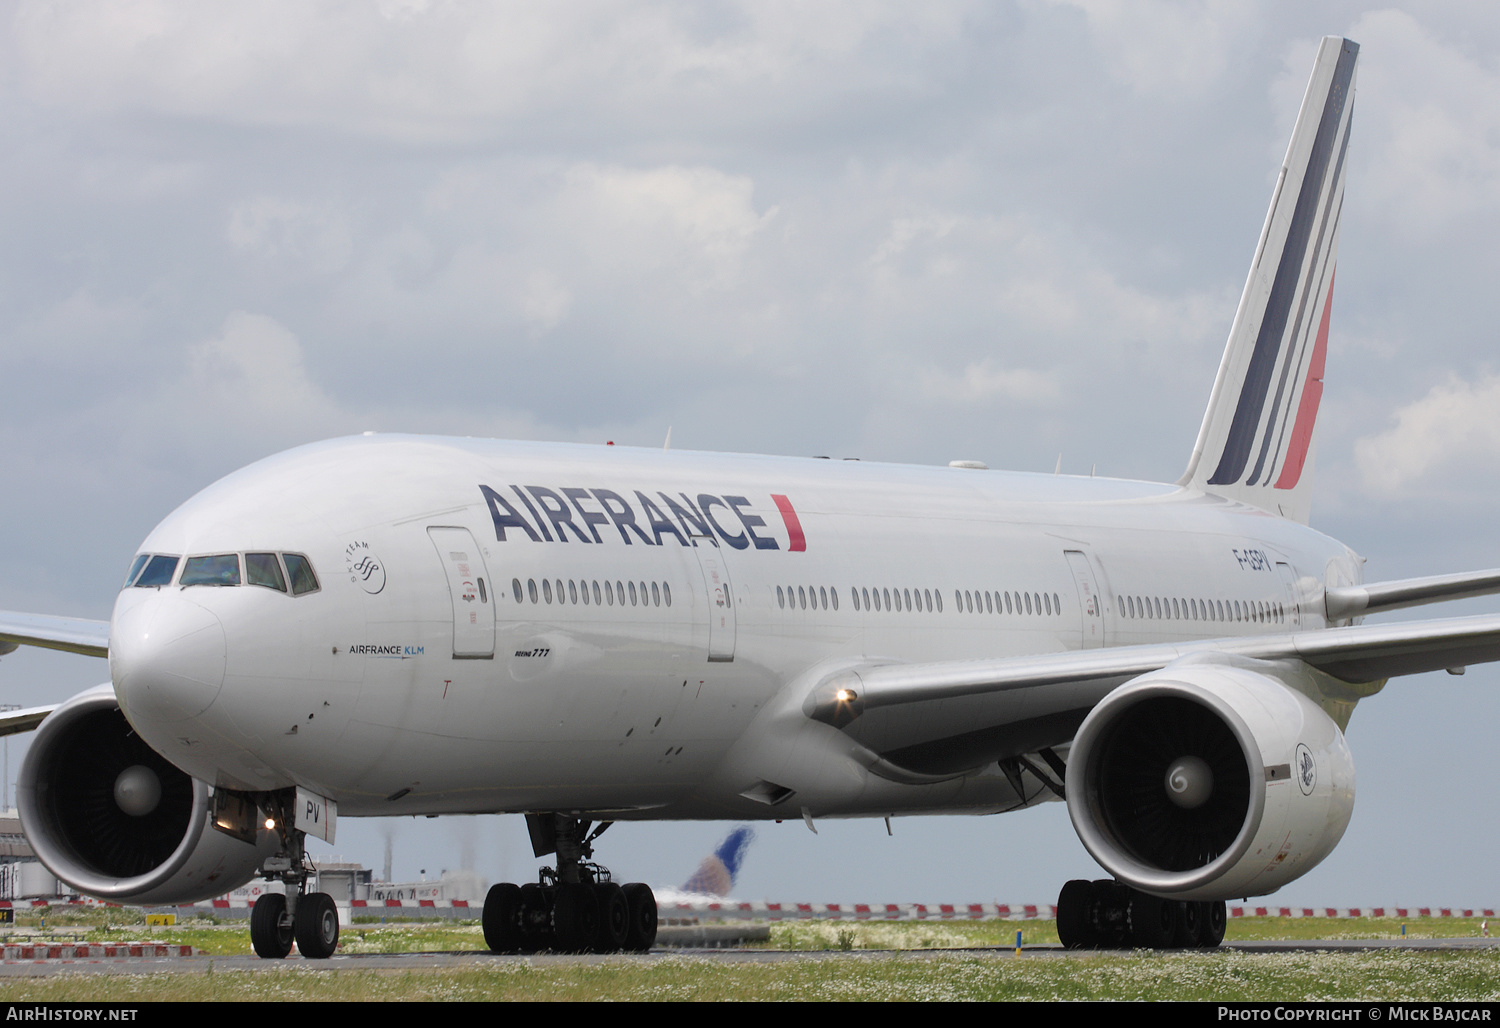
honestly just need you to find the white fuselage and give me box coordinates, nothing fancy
[107,435,1358,823]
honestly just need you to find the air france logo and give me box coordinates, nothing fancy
[479,485,807,552]
[1295,743,1316,795]
[345,541,387,594]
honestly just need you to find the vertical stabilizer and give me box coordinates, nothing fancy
[680,825,755,897]
[1179,37,1357,525]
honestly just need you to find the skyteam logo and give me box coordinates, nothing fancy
[480,485,806,552]
[344,540,387,594]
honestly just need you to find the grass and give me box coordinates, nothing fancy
[767,915,1498,950]
[0,950,1495,1001]
[0,908,1494,1001]
[2,907,1491,956]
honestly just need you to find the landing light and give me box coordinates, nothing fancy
[835,688,857,703]
[264,817,277,830]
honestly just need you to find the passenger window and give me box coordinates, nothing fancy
[593,581,602,605]
[629,582,637,606]
[651,582,661,607]
[569,580,579,604]
[924,589,933,612]
[777,585,785,609]
[851,587,860,611]
[663,583,671,607]
[135,554,180,588]
[513,578,523,602]
[282,554,319,596]
[181,554,240,587]
[863,588,872,610]
[820,586,828,610]
[798,586,806,610]
[528,579,539,603]
[123,554,150,589]
[543,580,553,604]
[246,553,287,592]
[830,588,838,611]
[606,581,614,605]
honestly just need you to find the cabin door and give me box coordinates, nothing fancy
[427,526,495,659]
[1276,562,1303,629]
[690,534,736,662]
[1064,549,1105,649]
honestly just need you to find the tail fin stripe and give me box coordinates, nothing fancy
[1273,269,1335,490]
[1207,44,1357,486]
[1262,201,1341,488]
[1245,117,1351,487]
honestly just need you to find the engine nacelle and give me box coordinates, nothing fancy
[1066,659,1355,901]
[18,685,276,904]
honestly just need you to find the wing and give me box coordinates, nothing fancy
[0,611,109,658]
[803,612,1500,778]
[0,704,57,737]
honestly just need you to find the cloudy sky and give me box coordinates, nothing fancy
[3,1,1500,907]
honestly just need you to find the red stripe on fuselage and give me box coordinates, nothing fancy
[1274,269,1335,490]
[771,494,806,551]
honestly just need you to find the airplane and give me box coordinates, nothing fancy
[679,825,755,898]
[2,34,1497,956]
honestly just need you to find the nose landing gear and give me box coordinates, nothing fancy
[1056,878,1226,950]
[248,791,340,960]
[483,814,658,954]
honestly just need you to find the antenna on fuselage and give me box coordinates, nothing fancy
[664,427,673,450]
[1054,454,1062,475]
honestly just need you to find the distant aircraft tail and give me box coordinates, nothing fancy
[680,826,755,897]
[1179,36,1358,525]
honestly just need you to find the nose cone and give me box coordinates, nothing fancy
[111,591,226,725]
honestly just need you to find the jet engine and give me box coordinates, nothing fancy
[1066,659,1355,901]
[18,685,275,904]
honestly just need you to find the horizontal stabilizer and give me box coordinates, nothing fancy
[0,611,110,658]
[1324,569,1500,621]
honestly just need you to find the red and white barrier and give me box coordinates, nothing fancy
[0,898,1490,920]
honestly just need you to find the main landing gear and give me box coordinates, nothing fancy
[249,794,340,960]
[483,814,658,954]
[1056,879,1226,950]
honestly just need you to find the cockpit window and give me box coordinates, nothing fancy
[246,553,287,592]
[181,554,241,587]
[134,554,180,588]
[283,554,319,595]
[123,554,150,588]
